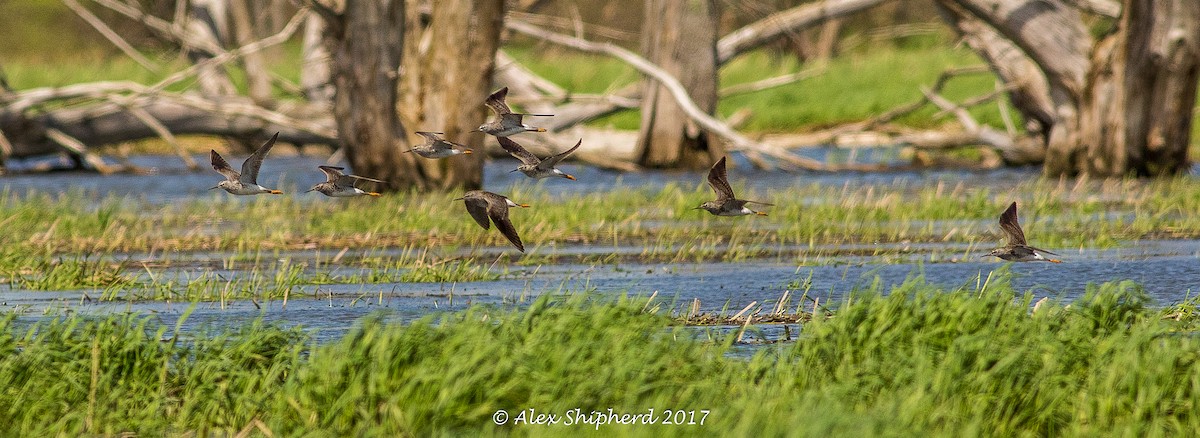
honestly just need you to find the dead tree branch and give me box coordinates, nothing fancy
[507,19,872,170]
[717,0,890,64]
[63,0,160,73]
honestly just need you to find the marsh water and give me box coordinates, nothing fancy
[2,153,1199,342]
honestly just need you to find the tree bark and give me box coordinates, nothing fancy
[395,0,503,191]
[1070,0,1200,176]
[938,0,1200,177]
[635,0,723,169]
[185,0,237,97]
[228,0,275,108]
[320,0,408,190]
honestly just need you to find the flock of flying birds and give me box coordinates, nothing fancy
[208,87,1062,262]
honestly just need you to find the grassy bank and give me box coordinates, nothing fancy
[3,176,1200,255]
[2,176,1200,294]
[1,274,1198,435]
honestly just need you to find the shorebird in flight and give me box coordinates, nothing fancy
[209,132,283,195]
[306,166,386,197]
[477,86,552,137]
[497,136,580,180]
[455,190,529,252]
[407,131,473,159]
[696,156,771,216]
[985,201,1062,263]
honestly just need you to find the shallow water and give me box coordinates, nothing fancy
[12,152,1192,202]
[2,240,1197,343]
[3,153,1200,343]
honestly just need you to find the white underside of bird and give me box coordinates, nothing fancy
[414,149,468,159]
[326,187,375,197]
[217,182,279,195]
[493,126,531,137]
[518,167,570,179]
[716,207,756,216]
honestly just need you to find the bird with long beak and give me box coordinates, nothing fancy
[984,201,1062,263]
[209,132,283,195]
[406,131,473,158]
[306,166,386,197]
[455,190,529,252]
[696,156,771,216]
[496,136,580,180]
[477,86,552,137]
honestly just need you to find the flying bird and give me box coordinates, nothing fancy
[985,202,1062,263]
[496,136,580,180]
[455,190,529,252]
[477,86,552,137]
[209,132,283,195]
[306,166,386,197]
[406,131,473,159]
[695,156,771,216]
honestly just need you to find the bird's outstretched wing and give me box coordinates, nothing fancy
[998,201,1028,246]
[210,150,240,181]
[485,87,513,116]
[240,132,279,184]
[706,156,736,201]
[496,137,542,166]
[487,198,524,252]
[463,195,493,230]
[317,165,345,183]
[339,175,386,187]
[539,139,582,169]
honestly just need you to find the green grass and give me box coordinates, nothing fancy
[3,274,1200,435]
[3,177,1200,293]
[4,177,1200,256]
[508,44,1008,133]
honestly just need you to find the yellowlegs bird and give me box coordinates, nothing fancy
[497,136,580,180]
[455,190,529,252]
[477,87,552,137]
[209,132,283,195]
[696,156,771,216]
[985,202,1062,263]
[407,131,473,158]
[306,166,386,197]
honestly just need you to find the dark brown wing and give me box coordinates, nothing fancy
[210,150,240,181]
[414,131,445,144]
[339,174,387,186]
[485,87,513,116]
[501,113,526,126]
[462,194,493,230]
[998,201,1027,246]
[496,137,541,166]
[317,165,345,183]
[435,137,471,151]
[486,196,524,252]
[539,139,581,169]
[240,132,279,184]
[706,156,736,201]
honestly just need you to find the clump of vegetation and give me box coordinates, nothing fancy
[2,275,1199,435]
[3,177,1200,294]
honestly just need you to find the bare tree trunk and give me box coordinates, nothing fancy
[635,0,723,169]
[186,0,237,97]
[301,13,334,105]
[319,0,407,191]
[395,0,504,191]
[228,0,275,108]
[938,0,1199,177]
[1069,0,1200,176]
